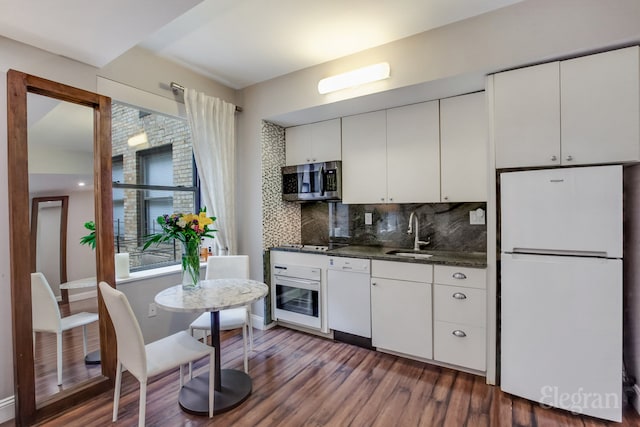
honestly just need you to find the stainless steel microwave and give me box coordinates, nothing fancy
[281,160,342,202]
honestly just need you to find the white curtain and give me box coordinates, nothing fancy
[184,88,237,255]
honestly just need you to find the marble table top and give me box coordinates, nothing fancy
[59,276,97,290]
[154,278,269,313]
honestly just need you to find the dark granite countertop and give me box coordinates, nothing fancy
[270,245,487,269]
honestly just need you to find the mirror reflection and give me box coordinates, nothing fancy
[27,93,101,403]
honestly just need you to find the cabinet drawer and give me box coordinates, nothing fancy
[434,284,486,327]
[434,321,486,371]
[434,265,486,289]
[372,260,433,283]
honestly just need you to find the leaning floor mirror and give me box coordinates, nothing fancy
[7,70,116,426]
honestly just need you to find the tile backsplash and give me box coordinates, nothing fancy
[302,202,486,253]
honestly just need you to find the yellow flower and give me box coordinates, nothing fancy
[198,211,214,226]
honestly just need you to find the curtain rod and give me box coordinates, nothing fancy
[170,81,242,112]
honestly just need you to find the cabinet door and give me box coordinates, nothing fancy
[494,62,561,168]
[387,101,440,203]
[342,111,387,204]
[440,92,487,201]
[561,46,640,165]
[285,125,312,165]
[371,277,432,359]
[310,118,341,163]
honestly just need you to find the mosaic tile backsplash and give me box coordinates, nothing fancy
[301,202,487,253]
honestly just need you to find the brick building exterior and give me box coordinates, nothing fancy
[111,103,195,268]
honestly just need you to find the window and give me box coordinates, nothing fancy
[111,103,198,271]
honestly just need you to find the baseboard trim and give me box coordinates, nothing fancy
[250,314,276,330]
[0,395,15,424]
[632,384,640,415]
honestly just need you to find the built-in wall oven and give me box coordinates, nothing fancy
[273,263,322,330]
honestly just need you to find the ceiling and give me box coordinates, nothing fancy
[2,0,523,194]
[0,0,523,89]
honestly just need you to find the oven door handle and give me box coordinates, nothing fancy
[275,276,319,291]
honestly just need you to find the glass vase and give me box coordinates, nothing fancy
[181,239,201,290]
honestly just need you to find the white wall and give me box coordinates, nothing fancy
[2,0,640,418]
[0,38,239,417]
[236,0,640,281]
[0,37,99,413]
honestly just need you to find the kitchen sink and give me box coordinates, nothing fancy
[385,249,434,259]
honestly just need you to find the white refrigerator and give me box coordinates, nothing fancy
[500,165,623,422]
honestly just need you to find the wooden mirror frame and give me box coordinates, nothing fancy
[8,69,116,426]
[29,196,69,303]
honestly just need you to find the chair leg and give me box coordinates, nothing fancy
[82,325,88,356]
[113,361,122,422]
[139,380,147,427]
[56,332,63,385]
[242,324,249,374]
[179,364,184,388]
[32,332,36,356]
[247,306,254,351]
[188,327,194,379]
[209,351,215,418]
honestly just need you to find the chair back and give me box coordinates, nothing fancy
[205,255,249,280]
[99,282,147,380]
[31,272,62,333]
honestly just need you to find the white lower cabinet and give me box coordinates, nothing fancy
[371,260,433,359]
[433,266,487,371]
[433,321,486,371]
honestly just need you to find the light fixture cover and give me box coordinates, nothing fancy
[318,62,390,94]
[127,131,148,147]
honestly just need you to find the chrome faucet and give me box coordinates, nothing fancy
[408,211,430,251]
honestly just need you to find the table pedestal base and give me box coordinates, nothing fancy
[84,350,101,365]
[179,369,251,415]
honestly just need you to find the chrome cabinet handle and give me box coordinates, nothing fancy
[443,196,449,201]
[566,155,573,161]
[550,155,557,161]
[389,197,393,202]
[452,330,467,338]
[452,272,467,280]
[452,292,467,300]
[372,282,377,286]
[380,197,385,201]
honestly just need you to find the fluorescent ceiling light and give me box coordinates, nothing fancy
[318,62,390,94]
[128,131,148,147]
[78,182,86,187]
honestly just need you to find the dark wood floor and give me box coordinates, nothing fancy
[3,325,640,426]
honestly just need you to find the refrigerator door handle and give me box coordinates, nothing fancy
[511,248,609,258]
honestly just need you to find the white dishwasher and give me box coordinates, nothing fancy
[327,257,371,340]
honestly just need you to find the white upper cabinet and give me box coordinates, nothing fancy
[342,111,387,204]
[440,92,488,202]
[387,101,440,203]
[561,46,640,165]
[494,46,640,169]
[342,102,440,204]
[494,61,561,169]
[285,118,341,165]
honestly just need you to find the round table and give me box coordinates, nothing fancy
[59,277,100,364]
[154,278,268,415]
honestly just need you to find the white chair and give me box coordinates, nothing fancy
[189,255,252,373]
[31,272,98,386]
[99,282,215,427]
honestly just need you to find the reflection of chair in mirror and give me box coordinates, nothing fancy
[99,282,215,426]
[189,255,252,373]
[31,272,98,386]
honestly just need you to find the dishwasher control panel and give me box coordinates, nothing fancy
[328,257,370,273]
